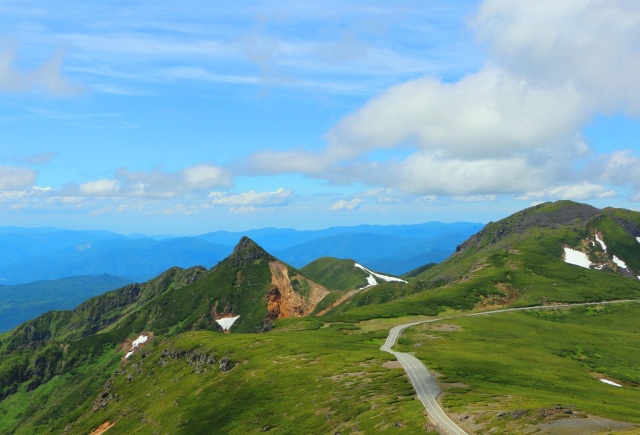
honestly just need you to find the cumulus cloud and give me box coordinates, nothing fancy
[243,0,640,203]
[330,198,363,211]
[79,179,120,196]
[589,151,640,197]
[0,162,236,216]
[473,0,640,115]
[182,164,233,189]
[0,166,37,191]
[50,164,230,200]
[0,45,81,96]
[326,67,587,160]
[518,182,617,201]
[99,164,233,198]
[209,188,294,213]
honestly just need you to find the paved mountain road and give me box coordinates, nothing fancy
[380,299,640,435]
[381,321,467,434]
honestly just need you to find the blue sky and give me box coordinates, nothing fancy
[1,0,639,235]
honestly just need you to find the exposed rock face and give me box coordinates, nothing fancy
[92,380,118,412]
[219,356,233,372]
[266,261,329,320]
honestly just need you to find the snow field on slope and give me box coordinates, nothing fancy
[354,263,407,289]
[125,334,148,359]
[216,315,240,331]
[563,247,592,269]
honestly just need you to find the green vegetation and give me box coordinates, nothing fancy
[1,319,430,434]
[1,201,640,433]
[300,257,369,291]
[0,275,132,333]
[397,302,640,432]
[406,202,640,309]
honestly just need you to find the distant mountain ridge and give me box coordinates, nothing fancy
[0,275,133,333]
[0,221,482,284]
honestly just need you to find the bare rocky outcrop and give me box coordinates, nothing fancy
[266,261,329,320]
[157,348,233,373]
[92,380,119,412]
[454,201,601,256]
[219,356,233,372]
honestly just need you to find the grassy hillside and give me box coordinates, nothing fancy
[326,201,640,320]
[300,257,369,291]
[1,201,640,433]
[33,322,430,434]
[397,302,640,433]
[0,275,133,333]
[0,236,334,427]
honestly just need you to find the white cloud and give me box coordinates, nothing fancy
[209,188,294,213]
[0,163,234,215]
[518,182,617,201]
[182,164,233,189]
[243,1,640,203]
[453,194,497,203]
[326,66,587,159]
[0,45,81,96]
[330,198,363,211]
[0,166,37,191]
[473,0,640,115]
[394,152,552,195]
[101,164,233,199]
[79,179,120,196]
[590,151,640,197]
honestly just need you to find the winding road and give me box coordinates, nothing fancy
[381,321,467,434]
[380,299,640,435]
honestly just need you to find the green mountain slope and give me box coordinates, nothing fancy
[415,201,640,304]
[0,274,133,333]
[300,257,370,291]
[397,302,640,433]
[43,325,427,434]
[1,202,640,434]
[325,201,640,320]
[0,236,335,431]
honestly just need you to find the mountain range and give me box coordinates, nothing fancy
[0,275,133,333]
[0,201,639,434]
[0,221,482,285]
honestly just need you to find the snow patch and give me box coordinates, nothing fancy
[613,255,628,269]
[125,334,148,359]
[132,335,148,347]
[636,237,640,244]
[600,379,622,387]
[216,315,240,331]
[595,234,607,251]
[362,274,377,288]
[355,263,407,289]
[563,247,592,269]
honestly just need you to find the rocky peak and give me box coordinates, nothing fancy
[228,236,274,268]
[454,201,602,256]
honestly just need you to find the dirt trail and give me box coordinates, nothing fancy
[90,421,115,435]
